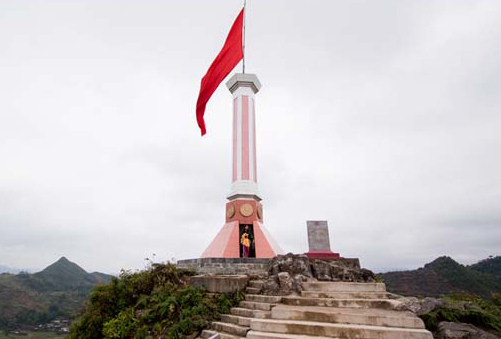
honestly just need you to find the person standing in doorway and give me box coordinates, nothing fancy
[241,225,252,258]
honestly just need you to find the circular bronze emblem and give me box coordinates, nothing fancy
[240,203,254,217]
[226,203,235,218]
[257,205,263,219]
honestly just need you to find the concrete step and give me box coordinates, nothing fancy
[250,319,433,339]
[245,294,282,303]
[247,330,336,339]
[231,307,271,319]
[302,282,386,292]
[221,314,251,327]
[246,287,261,294]
[249,280,265,289]
[211,321,249,337]
[240,301,276,311]
[301,291,389,299]
[201,329,244,339]
[282,296,401,310]
[271,305,425,329]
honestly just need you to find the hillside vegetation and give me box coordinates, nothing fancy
[380,256,501,299]
[69,263,242,339]
[0,257,112,330]
[470,256,501,277]
[0,332,66,339]
[420,293,501,336]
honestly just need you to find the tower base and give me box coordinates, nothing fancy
[201,221,283,259]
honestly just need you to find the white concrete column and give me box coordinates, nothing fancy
[226,73,262,201]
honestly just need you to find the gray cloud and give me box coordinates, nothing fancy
[0,0,500,273]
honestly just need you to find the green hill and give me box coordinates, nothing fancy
[31,257,103,291]
[380,256,501,299]
[470,256,501,277]
[0,257,113,330]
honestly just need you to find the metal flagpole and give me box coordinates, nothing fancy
[242,0,246,74]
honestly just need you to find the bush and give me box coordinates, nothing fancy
[102,308,138,339]
[493,293,501,307]
[69,263,243,339]
[420,293,501,335]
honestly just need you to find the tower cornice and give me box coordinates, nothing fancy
[226,73,261,94]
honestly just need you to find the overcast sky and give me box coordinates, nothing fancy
[1,0,500,274]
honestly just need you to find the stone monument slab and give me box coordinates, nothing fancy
[305,220,340,259]
[307,220,331,251]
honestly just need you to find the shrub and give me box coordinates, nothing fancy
[102,308,138,339]
[69,263,243,339]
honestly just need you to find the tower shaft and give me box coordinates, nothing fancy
[201,73,283,259]
[227,74,261,201]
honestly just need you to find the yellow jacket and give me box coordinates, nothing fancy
[241,233,250,247]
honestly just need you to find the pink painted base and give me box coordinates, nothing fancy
[201,221,240,258]
[201,221,283,259]
[305,251,341,259]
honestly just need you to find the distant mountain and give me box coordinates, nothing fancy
[90,271,115,284]
[380,256,501,299]
[32,256,106,291]
[0,257,113,330]
[470,256,501,276]
[0,265,21,274]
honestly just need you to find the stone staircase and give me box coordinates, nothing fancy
[201,280,271,339]
[201,280,433,339]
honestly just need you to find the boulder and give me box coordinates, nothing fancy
[361,268,377,282]
[396,296,422,313]
[396,296,443,315]
[268,253,312,277]
[310,258,376,282]
[277,272,293,295]
[437,322,499,339]
[262,275,280,295]
[263,272,299,296]
[262,253,376,295]
[419,297,444,315]
[292,274,308,293]
[311,259,332,281]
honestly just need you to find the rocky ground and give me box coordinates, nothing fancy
[257,254,500,339]
[392,295,500,338]
[437,322,499,339]
[261,253,376,296]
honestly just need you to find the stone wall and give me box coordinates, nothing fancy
[177,258,269,276]
[189,275,249,293]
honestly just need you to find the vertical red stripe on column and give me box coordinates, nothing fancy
[232,97,237,182]
[252,98,257,183]
[241,96,250,180]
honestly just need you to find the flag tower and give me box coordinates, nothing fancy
[197,4,282,258]
[201,73,283,258]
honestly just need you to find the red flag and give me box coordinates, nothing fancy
[196,8,244,136]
